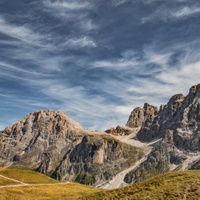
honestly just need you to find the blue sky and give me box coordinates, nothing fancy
[0,0,200,131]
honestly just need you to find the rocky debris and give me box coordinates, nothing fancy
[105,126,132,136]
[0,110,143,186]
[189,159,200,170]
[124,135,187,183]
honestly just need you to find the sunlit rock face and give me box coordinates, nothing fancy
[0,110,143,186]
[126,103,158,128]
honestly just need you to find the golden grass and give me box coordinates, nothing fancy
[0,176,18,186]
[80,170,200,200]
[0,183,102,200]
[0,168,58,184]
[1,168,199,200]
[0,168,102,200]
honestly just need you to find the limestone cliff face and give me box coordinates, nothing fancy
[136,85,200,149]
[124,84,200,184]
[0,110,143,185]
[0,110,85,173]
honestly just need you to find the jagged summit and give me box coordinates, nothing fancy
[123,83,200,184]
[3,110,85,136]
[126,103,158,128]
[135,83,200,143]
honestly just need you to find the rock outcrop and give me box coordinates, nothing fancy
[105,126,132,136]
[0,110,143,186]
[126,103,158,128]
[124,84,200,184]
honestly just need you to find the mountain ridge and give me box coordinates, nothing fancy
[123,84,200,184]
[0,83,200,188]
[0,110,143,186]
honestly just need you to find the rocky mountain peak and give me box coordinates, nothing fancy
[2,110,85,138]
[126,103,158,128]
[24,110,85,132]
[167,93,185,106]
[189,85,197,94]
[0,110,143,186]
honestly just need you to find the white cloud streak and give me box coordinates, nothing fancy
[64,36,96,48]
[0,17,44,45]
[41,0,97,32]
[94,47,170,69]
[172,6,200,18]
[43,0,91,10]
[0,61,49,76]
[142,5,200,23]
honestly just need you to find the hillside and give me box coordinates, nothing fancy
[0,83,200,189]
[80,170,200,200]
[0,110,143,186]
[0,168,101,200]
[107,84,200,185]
[0,168,199,200]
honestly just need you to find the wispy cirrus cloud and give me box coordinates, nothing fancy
[142,5,200,23]
[43,0,92,10]
[0,17,45,46]
[94,47,170,70]
[0,61,45,76]
[172,6,200,18]
[94,59,138,68]
[41,0,98,32]
[112,0,189,7]
[64,36,96,48]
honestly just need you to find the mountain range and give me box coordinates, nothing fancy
[0,83,200,188]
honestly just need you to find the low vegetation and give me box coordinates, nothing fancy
[0,168,102,200]
[80,170,200,200]
[0,183,102,200]
[0,176,18,186]
[1,168,199,200]
[0,168,58,184]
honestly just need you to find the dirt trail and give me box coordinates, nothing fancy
[0,174,69,189]
[0,174,27,185]
[0,182,69,189]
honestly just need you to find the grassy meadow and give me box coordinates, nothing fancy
[0,168,200,200]
[0,168,102,200]
[80,170,200,200]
